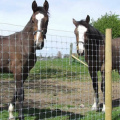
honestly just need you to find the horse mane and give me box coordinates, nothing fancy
[79,20,105,45]
[87,24,105,45]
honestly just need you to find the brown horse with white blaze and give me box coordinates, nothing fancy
[73,15,120,112]
[0,0,49,120]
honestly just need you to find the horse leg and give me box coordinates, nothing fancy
[89,71,99,111]
[101,70,105,112]
[8,74,24,120]
[8,73,28,120]
[11,70,24,120]
[17,72,28,120]
[8,91,17,120]
[16,74,25,120]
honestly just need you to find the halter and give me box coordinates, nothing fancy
[77,41,84,45]
[33,29,47,39]
[33,30,43,35]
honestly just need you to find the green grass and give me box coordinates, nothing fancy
[28,57,90,81]
[1,57,120,82]
[29,57,120,82]
[79,107,120,120]
[0,57,89,82]
[0,57,90,81]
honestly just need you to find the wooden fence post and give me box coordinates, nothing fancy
[69,43,73,65]
[105,29,112,120]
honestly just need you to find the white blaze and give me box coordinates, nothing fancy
[35,13,44,44]
[77,25,87,53]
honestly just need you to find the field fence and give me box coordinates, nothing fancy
[0,24,120,120]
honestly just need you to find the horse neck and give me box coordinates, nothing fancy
[21,19,35,54]
[23,18,33,34]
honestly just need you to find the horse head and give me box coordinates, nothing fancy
[73,15,90,56]
[32,0,49,49]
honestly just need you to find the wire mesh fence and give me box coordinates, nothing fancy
[0,24,120,120]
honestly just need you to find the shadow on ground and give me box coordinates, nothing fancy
[98,98,120,112]
[1,98,120,120]
[24,107,84,120]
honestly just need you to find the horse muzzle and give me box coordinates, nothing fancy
[35,41,44,50]
[77,49,84,56]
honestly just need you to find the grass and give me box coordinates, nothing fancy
[80,107,120,120]
[1,57,119,82]
[0,57,90,81]
[30,57,120,82]
[0,57,120,119]
[29,57,90,81]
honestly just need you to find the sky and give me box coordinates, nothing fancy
[0,0,120,56]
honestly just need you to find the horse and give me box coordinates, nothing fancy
[0,0,49,119]
[73,15,120,112]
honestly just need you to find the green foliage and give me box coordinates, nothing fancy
[91,12,120,39]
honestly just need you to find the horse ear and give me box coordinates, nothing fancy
[32,1,37,13]
[73,19,78,27]
[43,0,49,12]
[86,15,90,23]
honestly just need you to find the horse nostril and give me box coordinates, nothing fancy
[34,42,36,47]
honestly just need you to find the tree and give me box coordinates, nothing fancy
[91,12,120,39]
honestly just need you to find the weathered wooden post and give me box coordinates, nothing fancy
[105,29,112,120]
[69,43,73,65]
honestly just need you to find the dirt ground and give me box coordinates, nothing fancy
[0,79,120,115]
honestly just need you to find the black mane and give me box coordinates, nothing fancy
[80,20,105,45]
[87,24,104,42]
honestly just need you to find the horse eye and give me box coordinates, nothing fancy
[32,20,34,23]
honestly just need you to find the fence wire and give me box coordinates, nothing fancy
[0,26,120,120]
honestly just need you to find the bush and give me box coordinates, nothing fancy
[91,12,120,39]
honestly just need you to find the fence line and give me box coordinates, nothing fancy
[0,22,74,33]
[0,27,119,120]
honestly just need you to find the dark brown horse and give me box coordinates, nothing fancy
[73,15,120,112]
[0,0,49,119]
